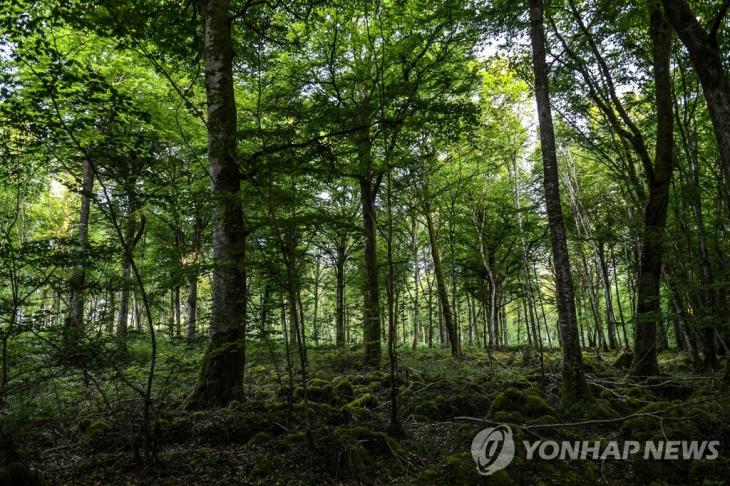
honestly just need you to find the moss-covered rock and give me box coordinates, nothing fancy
[274,426,402,482]
[342,393,378,415]
[332,379,355,402]
[410,385,488,422]
[688,457,730,484]
[565,400,621,421]
[79,420,115,452]
[247,431,271,447]
[190,409,282,445]
[489,386,554,420]
[613,352,633,369]
[493,410,526,425]
[418,452,516,485]
[0,462,39,486]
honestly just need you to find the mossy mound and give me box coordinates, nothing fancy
[620,399,726,443]
[688,457,730,484]
[0,462,40,486]
[255,426,403,482]
[612,352,633,369]
[599,386,653,415]
[78,420,116,452]
[564,399,621,421]
[489,386,554,420]
[187,408,283,445]
[405,379,488,421]
[418,452,516,486]
[410,391,485,421]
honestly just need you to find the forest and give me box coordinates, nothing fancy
[0,0,729,484]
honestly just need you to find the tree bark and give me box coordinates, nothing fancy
[674,92,719,367]
[632,4,674,377]
[187,0,246,408]
[64,158,94,351]
[117,177,137,343]
[423,198,460,357]
[186,274,198,339]
[528,0,590,404]
[661,0,730,186]
[335,241,346,348]
[597,242,619,349]
[410,211,420,351]
[360,176,382,367]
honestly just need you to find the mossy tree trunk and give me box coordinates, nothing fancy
[186,0,246,408]
[360,174,382,367]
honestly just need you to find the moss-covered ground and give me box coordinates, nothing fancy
[4,336,730,485]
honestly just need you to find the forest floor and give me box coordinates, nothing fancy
[7,336,730,485]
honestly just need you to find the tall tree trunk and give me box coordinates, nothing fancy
[528,0,589,404]
[64,158,94,351]
[411,211,420,351]
[632,4,674,377]
[385,171,402,436]
[675,97,719,368]
[312,256,321,345]
[335,242,346,348]
[473,207,498,349]
[423,198,460,357]
[186,214,203,340]
[117,180,137,343]
[597,242,619,349]
[187,0,246,408]
[661,0,730,186]
[533,262,553,348]
[360,176,382,367]
[425,274,434,348]
[106,290,115,334]
[169,287,176,336]
[174,285,182,336]
[611,245,630,349]
[187,274,198,339]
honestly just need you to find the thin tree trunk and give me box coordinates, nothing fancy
[425,273,434,348]
[64,158,93,350]
[529,0,589,404]
[187,275,198,339]
[632,5,674,377]
[675,96,719,367]
[611,245,630,349]
[411,211,420,351]
[335,242,346,348]
[423,198,460,357]
[117,179,137,344]
[174,285,182,337]
[312,256,321,346]
[597,242,619,349]
[106,290,115,334]
[661,0,730,187]
[385,171,402,436]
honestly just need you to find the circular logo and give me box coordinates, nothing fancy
[471,424,515,476]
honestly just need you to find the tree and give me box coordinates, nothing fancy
[186,0,247,408]
[528,0,590,404]
[632,2,675,376]
[661,0,730,187]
